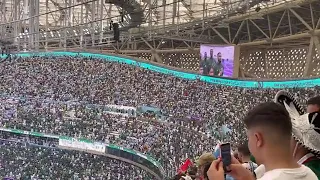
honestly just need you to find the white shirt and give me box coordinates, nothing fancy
[255,153,317,179]
[242,161,258,173]
[258,165,318,180]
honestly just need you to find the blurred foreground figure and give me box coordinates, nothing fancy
[273,91,320,178]
[206,102,317,180]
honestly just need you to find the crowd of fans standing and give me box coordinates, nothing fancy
[0,55,319,179]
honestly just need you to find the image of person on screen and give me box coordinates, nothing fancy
[209,49,215,61]
[213,52,224,76]
[200,52,213,76]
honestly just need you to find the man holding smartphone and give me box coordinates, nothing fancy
[206,102,318,180]
[237,143,258,174]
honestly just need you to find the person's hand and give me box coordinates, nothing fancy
[206,159,225,180]
[227,156,255,180]
[228,164,255,180]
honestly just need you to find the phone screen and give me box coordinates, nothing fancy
[220,143,231,168]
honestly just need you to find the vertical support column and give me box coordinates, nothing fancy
[202,0,205,27]
[162,0,165,29]
[0,0,6,37]
[232,45,240,78]
[84,2,89,48]
[23,0,28,51]
[13,0,18,45]
[304,37,314,76]
[16,0,22,51]
[70,0,73,27]
[172,0,176,25]
[34,0,40,51]
[29,0,34,50]
[152,52,163,63]
[99,0,104,44]
[80,2,84,48]
[45,0,49,50]
[91,0,96,46]
[63,0,68,49]
[177,0,180,28]
[68,0,73,46]
[148,0,152,38]
[313,35,320,58]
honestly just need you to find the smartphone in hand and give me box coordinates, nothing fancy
[220,143,232,172]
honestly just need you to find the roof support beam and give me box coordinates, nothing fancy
[211,27,230,44]
[303,37,314,76]
[289,8,313,31]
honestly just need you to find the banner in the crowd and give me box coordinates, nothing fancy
[136,105,164,118]
[104,104,136,117]
[177,158,193,173]
[59,137,106,153]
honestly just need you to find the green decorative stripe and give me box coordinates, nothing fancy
[0,127,163,172]
[3,51,319,88]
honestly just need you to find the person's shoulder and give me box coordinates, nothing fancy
[258,166,318,180]
[304,160,320,178]
[302,164,320,179]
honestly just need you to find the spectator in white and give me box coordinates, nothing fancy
[274,91,320,178]
[237,142,257,173]
[206,102,317,180]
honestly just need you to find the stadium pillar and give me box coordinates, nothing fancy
[34,0,40,51]
[45,0,49,51]
[304,37,315,76]
[99,0,104,44]
[313,35,320,59]
[29,0,34,50]
[13,0,19,48]
[91,0,96,46]
[233,45,240,78]
[80,1,84,48]
[151,52,163,63]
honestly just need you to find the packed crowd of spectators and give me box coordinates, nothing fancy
[0,95,216,177]
[0,55,319,179]
[0,134,153,179]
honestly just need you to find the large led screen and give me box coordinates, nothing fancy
[199,45,235,77]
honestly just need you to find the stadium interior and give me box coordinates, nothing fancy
[0,0,319,179]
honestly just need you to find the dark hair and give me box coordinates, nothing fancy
[188,166,198,175]
[307,96,320,107]
[243,102,292,140]
[203,162,211,180]
[237,142,251,157]
[172,173,184,180]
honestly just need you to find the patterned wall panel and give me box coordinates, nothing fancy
[310,48,320,77]
[129,46,320,79]
[240,46,319,79]
[159,53,200,71]
[240,51,266,78]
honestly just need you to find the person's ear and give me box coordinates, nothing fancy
[254,132,264,148]
[309,112,320,134]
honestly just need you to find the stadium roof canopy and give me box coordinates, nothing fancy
[1,0,290,29]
